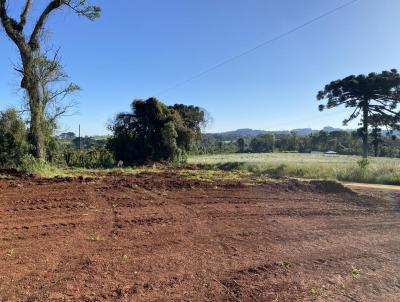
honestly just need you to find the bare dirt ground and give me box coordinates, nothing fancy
[0,171,400,301]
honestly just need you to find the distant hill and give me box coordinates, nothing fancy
[322,126,342,133]
[208,126,346,140]
[289,126,342,136]
[292,128,313,136]
[211,129,267,140]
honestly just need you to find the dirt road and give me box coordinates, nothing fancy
[0,172,399,301]
[345,182,400,191]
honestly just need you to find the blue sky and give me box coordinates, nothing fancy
[1,0,400,135]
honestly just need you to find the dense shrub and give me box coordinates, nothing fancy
[0,109,30,168]
[64,147,115,169]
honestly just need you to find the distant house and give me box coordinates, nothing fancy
[325,150,337,155]
[59,132,76,140]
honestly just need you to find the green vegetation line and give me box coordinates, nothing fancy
[188,153,400,185]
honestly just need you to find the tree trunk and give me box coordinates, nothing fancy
[22,56,45,160]
[362,103,369,158]
[373,143,378,157]
[29,100,45,160]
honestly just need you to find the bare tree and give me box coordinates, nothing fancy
[0,0,100,160]
[34,48,81,125]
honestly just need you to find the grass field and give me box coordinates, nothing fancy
[188,153,400,185]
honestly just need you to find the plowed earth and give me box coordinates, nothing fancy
[0,172,399,301]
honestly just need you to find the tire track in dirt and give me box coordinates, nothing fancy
[1,173,400,301]
[0,179,121,301]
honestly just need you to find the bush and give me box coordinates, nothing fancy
[18,154,44,175]
[267,163,288,177]
[357,158,370,169]
[18,154,63,177]
[0,109,29,168]
[64,147,115,169]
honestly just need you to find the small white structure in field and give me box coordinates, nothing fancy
[325,150,337,155]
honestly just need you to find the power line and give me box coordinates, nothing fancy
[155,0,360,96]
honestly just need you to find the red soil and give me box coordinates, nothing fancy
[0,172,399,301]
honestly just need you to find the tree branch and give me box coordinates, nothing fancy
[29,0,63,50]
[47,98,77,124]
[19,0,32,28]
[370,105,399,116]
[45,83,80,105]
[63,0,101,20]
[29,0,100,50]
[0,0,31,56]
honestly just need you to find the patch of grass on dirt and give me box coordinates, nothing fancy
[351,266,361,279]
[310,287,324,296]
[277,260,291,269]
[85,235,106,241]
[34,164,69,178]
[6,248,15,257]
[14,163,165,179]
[176,169,251,182]
[66,165,164,177]
[17,155,69,178]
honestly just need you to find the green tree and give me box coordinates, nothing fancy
[170,104,205,151]
[0,109,29,168]
[0,0,100,160]
[237,138,245,153]
[161,121,181,162]
[250,133,275,153]
[370,127,382,157]
[108,98,206,165]
[317,69,400,158]
[367,113,399,157]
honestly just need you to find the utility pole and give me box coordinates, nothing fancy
[78,124,81,150]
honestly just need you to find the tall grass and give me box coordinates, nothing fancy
[18,154,68,178]
[188,153,400,185]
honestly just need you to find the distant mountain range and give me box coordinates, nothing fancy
[208,127,343,140]
[210,129,267,140]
